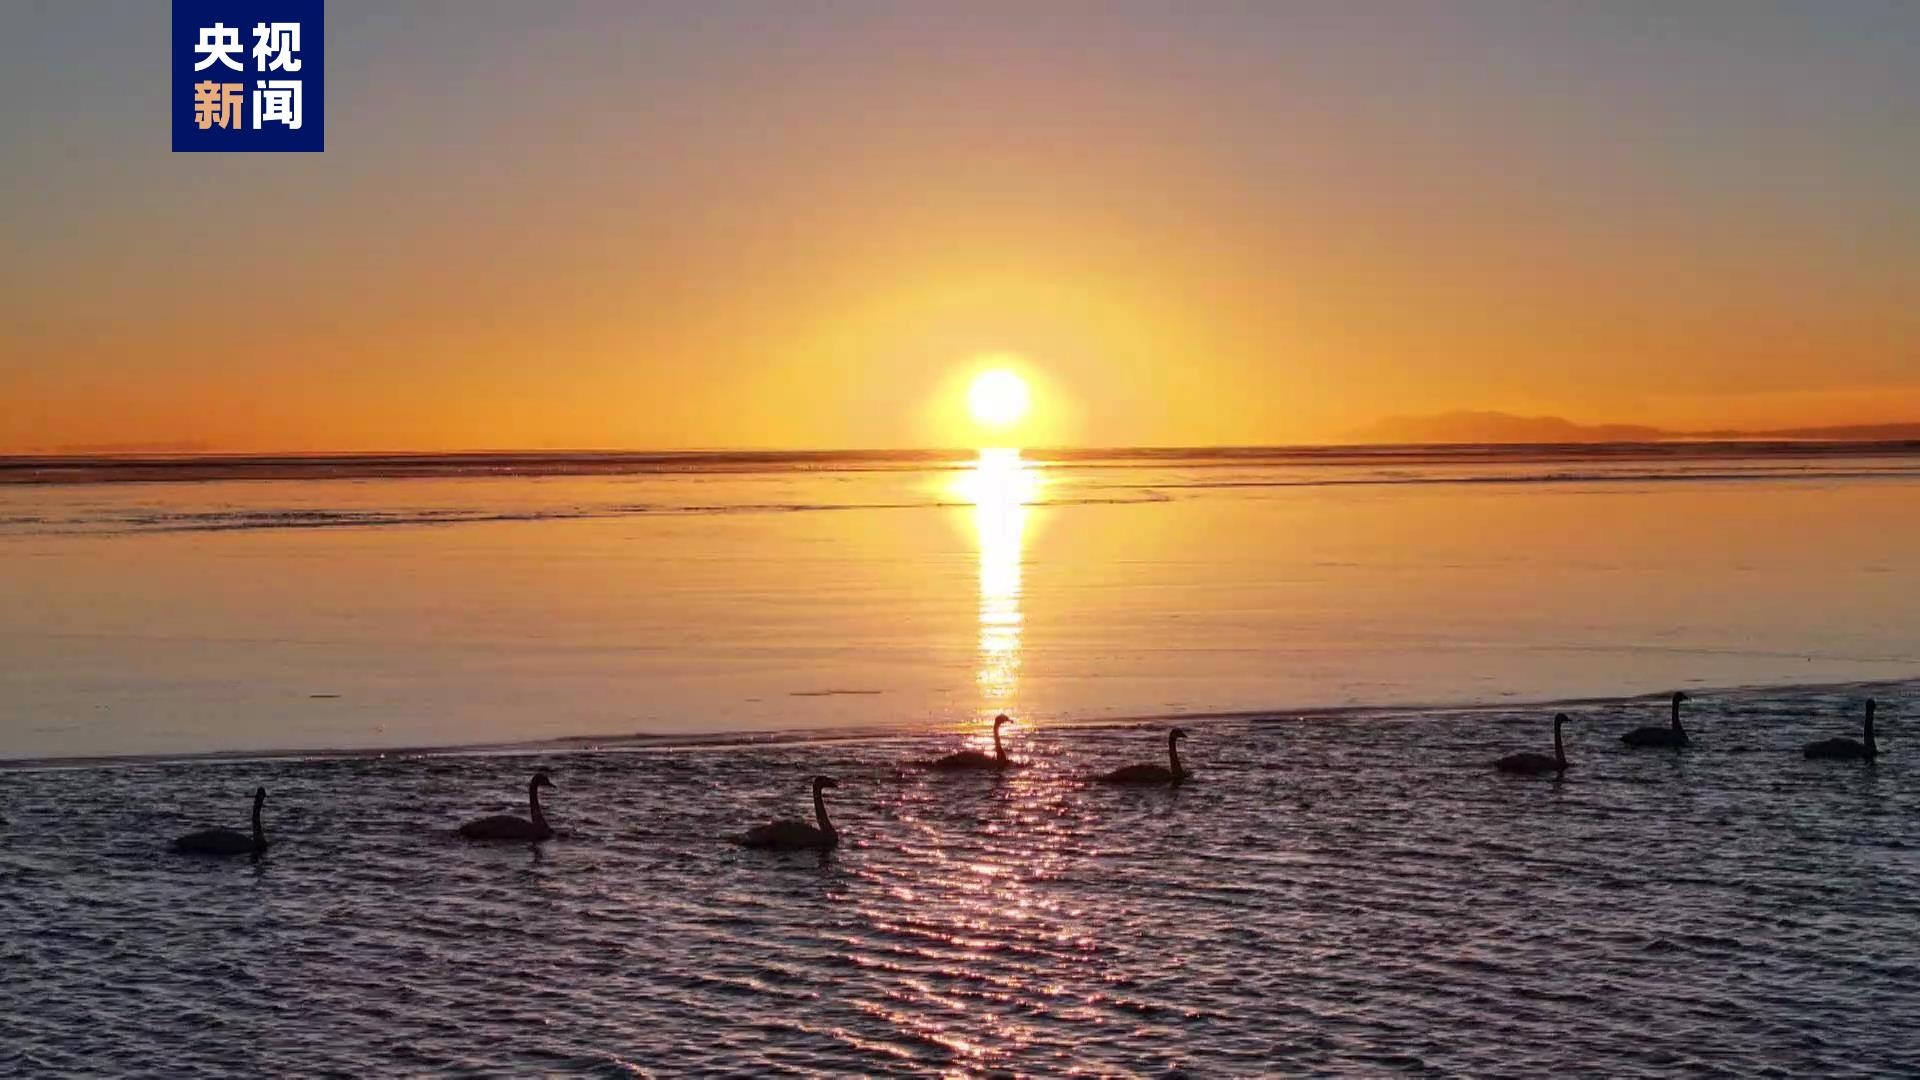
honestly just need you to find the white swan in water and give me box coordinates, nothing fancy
[1622,691,1691,748]
[737,776,840,851]
[930,714,1022,771]
[1804,699,1878,761]
[459,773,555,841]
[174,786,268,858]
[1098,729,1190,785]
[1495,714,1573,775]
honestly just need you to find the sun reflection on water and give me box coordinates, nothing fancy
[956,449,1037,715]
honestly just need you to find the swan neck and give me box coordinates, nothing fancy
[251,797,264,848]
[1169,737,1184,777]
[993,725,1006,762]
[1553,723,1566,768]
[814,786,835,835]
[529,782,546,830]
[1671,697,1684,732]
[1865,711,1877,755]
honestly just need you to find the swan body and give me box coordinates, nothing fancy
[739,776,840,851]
[459,773,555,841]
[1495,714,1572,775]
[174,787,267,857]
[1622,691,1691,748]
[1098,729,1190,785]
[1804,699,1878,761]
[930,714,1022,771]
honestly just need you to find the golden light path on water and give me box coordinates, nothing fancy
[959,448,1037,714]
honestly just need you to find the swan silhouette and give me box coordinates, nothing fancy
[1803,699,1878,761]
[738,775,840,851]
[1495,714,1573,775]
[174,786,268,858]
[1622,691,1691,748]
[459,773,555,841]
[930,714,1021,771]
[1098,728,1190,785]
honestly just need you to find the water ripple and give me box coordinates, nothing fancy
[2,683,1916,1074]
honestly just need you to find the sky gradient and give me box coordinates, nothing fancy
[4,1,1918,451]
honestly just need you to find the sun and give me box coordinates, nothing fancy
[967,369,1031,428]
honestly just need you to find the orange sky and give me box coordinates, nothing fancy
[4,4,1917,451]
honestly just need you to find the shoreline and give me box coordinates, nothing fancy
[4,672,1906,773]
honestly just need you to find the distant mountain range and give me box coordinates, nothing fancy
[1354,410,1920,444]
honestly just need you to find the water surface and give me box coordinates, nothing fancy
[4,446,1917,1072]
[4,443,1919,760]
[2,683,1913,1075]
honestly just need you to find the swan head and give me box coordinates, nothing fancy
[1169,727,1188,743]
[252,786,267,803]
[813,775,839,792]
[1865,698,1877,721]
[1672,691,1689,705]
[530,772,555,790]
[1553,712,1570,727]
[993,713,1012,729]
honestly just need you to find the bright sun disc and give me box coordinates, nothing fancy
[968,369,1031,428]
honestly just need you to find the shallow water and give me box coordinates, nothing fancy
[4,682,1914,1075]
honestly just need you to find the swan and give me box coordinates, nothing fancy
[1098,728,1190,785]
[1803,699,1878,761]
[1494,713,1573,775]
[737,775,840,851]
[174,786,267,857]
[459,772,555,841]
[1622,691,1691,748]
[929,713,1021,770]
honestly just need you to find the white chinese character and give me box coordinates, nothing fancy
[193,24,244,71]
[251,22,302,72]
[253,80,303,130]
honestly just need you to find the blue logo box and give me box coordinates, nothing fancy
[172,0,324,152]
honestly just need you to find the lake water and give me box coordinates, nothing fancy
[1,444,1916,1073]
[2,684,1914,1074]
[3,443,1919,760]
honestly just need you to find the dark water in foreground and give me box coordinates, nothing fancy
[3,682,1915,1076]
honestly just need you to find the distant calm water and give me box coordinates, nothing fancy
[3,442,1919,760]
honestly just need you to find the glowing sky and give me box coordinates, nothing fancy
[4,2,1917,451]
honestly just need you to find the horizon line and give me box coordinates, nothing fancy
[7,434,1920,462]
